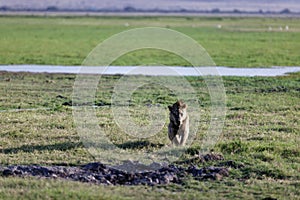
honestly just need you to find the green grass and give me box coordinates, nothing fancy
[0,16,300,67]
[0,71,299,199]
[0,177,298,200]
[0,15,299,199]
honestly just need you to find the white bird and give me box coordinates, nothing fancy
[285,25,289,31]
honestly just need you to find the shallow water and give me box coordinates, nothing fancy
[1,65,300,77]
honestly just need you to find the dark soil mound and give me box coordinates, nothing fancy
[0,154,230,186]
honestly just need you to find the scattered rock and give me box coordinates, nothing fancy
[199,153,224,162]
[177,153,224,164]
[187,165,229,181]
[2,169,14,176]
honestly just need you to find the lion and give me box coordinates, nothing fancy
[168,100,189,146]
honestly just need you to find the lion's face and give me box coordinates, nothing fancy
[168,101,188,127]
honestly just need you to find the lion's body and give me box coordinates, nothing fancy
[168,100,189,146]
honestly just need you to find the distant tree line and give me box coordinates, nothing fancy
[0,6,296,15]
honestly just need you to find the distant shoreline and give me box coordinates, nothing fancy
[1,11,300,18]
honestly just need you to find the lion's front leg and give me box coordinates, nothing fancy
[179,117,189,146]
[179,130,189,146]
[168,124,180,145]
[172,134,180,146]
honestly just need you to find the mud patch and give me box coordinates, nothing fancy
[0,155,230,186]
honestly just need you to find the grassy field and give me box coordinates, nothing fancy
[0,16,300,67]
[0,16,299,199]
[0,70,299,199]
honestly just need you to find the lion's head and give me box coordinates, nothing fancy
[168,100,188,127]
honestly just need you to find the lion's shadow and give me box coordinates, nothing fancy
[1,142,82,154]
[115,140,164,150]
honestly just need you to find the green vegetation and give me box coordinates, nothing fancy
[0,71,299,199]
[0,16,299,199]
[0,16,300,67]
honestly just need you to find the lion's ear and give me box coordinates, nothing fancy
[181,104,187,109]
[177,100,184,106]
